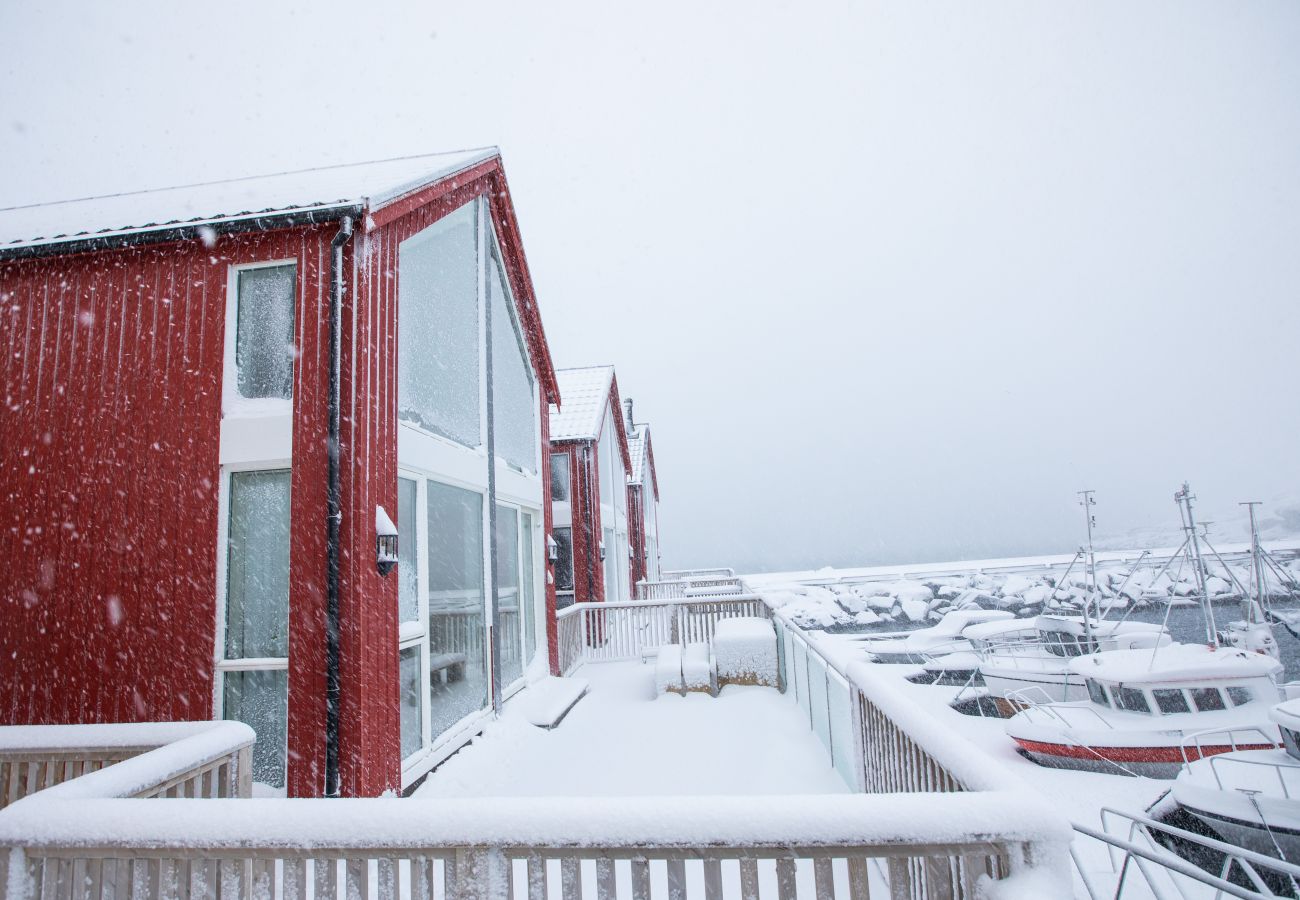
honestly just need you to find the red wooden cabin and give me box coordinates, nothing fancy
[0,149,562,797]
[547,367,634,607]
[623,400,663,587]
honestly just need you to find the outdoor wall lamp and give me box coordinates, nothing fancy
[599,540,607,561]
[547,534,559,563]
[375,506,399,577]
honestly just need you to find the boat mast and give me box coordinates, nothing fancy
[1242,500,1266,625]
[1175,482,1217,645]
[1077,489,1097,645]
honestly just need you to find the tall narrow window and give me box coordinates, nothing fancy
[554,526,575,594]
[521,511,537,666]
[398,203,480,446]
[398,646,423,759]
[426,480,488,741]
[489,250,536,471]
[397,477,419,625]
[495,504,522,686]
[235,265,296,401]
[222,469,291,788]
[550,454,570,502]
[603,525,618,602]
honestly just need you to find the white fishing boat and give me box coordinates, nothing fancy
[1005,643,1284,777]
[978,614,1170,703]
[855,608,1015,664]
[1169,698,1300,860]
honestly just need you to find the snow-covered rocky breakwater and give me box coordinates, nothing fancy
[755,553,1300,632]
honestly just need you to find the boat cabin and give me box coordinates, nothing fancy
[1272,698,1300,759]
[1072,646,1284,719]
[1035,615,1168,658]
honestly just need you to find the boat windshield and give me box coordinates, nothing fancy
[1086,678,1110,707]
[1283,726,1300,761]
[1044,632,1097,658]
[1152,688,1190,714]
[1227,686,1253,706]
[1114,685,1151,714]
[1190,687,1227,712]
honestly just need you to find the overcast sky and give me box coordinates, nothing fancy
[3,1,1298,574]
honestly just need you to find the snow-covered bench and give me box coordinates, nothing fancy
[655,644,684,695]
[714,617,778,687]
[682,642,714,694]
[520,676,589,729]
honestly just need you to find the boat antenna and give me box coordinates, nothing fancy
[1077,490,1097,644]
[1175,482,1218,645]
[1242,501,1267,624]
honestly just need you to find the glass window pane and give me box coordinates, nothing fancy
[1227,686,1253,707]
[223,669,287,789]
[603,526,617,602]
[495,504,522,686]
[1153,688,1190,714]
[550,454,570,501]
[489,251,536,472]
[399,646,422,759]
[225,470,291,659]
[236,265,296,400]
[1191,688,1227,712]
[426,480,488,740]
[398,203,480,447]
[1086,679,1109,707]
[554,527,574,593]
[397,477,418,624]
[1115,686,1150,714]
[522,512,537,668]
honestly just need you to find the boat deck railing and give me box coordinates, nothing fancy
[1180,725,1284,769]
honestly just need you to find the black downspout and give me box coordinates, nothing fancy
[325,215,354,798]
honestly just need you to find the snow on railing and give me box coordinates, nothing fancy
[556,596,768,671]
[662,567,736,580]
[1,790,1069,900]
[0,721,253,810]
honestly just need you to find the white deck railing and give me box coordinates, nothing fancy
[556,596,769,670]
[0,596,1073,899]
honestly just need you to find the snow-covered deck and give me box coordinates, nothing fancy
[418,662,848,799]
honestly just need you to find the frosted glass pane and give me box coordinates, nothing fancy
[828,670,856,786]
[549,454,570,501]
[223,669,287,789]
[398,202,480,447]
[397,477,418,624]
[554,527,574,592]
[809,656,831,755]
[236,264,296,400]
[489,252,536,471]
[494,504,522,686]
[602,526,617,602]
[426,480,488,740]
[399,646,422,759]
[522,512,537,666]
[225,470,291,659]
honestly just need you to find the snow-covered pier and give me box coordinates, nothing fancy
[0,593,1074,899]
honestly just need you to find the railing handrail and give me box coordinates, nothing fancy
[0,790,1066,851]
[1,720,254,805]
[555,594,765,620]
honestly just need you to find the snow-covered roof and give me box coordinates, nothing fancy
[1069,644,1284,683]
[549,367,615,442]
[627,426,648,485]
[0,148,497,252]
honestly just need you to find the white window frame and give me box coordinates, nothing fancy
[394,195,547,789]
[212,461,293,788]
[222,258,298,418]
